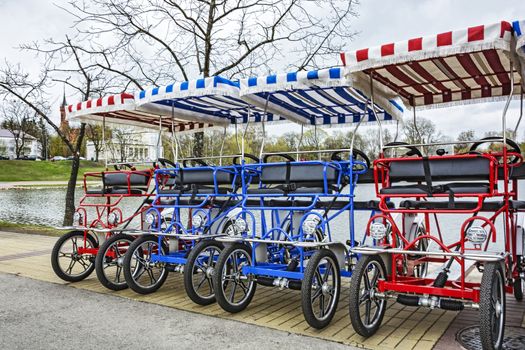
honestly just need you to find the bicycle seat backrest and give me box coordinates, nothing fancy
[260,162,339,187]
[104,172,150,187]
[388,157,491,183]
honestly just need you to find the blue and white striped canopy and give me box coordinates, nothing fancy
[239,67,404,126]
[136,76,283,126]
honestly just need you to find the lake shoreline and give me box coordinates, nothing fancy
[0,220,63,237]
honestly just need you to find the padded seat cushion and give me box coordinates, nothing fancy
[380,183,490,195]
[247,188,285,195]
[158,186,229,195]
[380,184,430,195]
[104,172,149,186]
[510,200,525,210]
[260,163,339,185]
[175,169,233,185]
[400,200,502,211]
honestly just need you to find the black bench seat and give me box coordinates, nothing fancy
[399,200,503,211]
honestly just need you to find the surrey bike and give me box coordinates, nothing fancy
[51,93,189,290]
[345,19,525,350]
[213,67,404,329]
[121,76,280,303]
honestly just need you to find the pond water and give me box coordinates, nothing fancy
[1,182,522,252]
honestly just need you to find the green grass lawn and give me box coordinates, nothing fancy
[0,160,106,182]
[0,220,63,237]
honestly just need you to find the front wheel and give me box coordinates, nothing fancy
[95,234,134,291]
[301,249,341,329]
[184,240,223,305]
[123,235,168,295]
[213,243,257,313]
[51,230,98,282]
[479,262,506,350]
[348,255,388,337]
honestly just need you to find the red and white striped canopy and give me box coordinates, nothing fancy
[65,93,213,132]
[341,20,524,109]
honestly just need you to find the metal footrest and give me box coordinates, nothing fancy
[351,246,508,262]
[216,236,336,248]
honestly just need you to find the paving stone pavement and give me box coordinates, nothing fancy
[0,231,523,349]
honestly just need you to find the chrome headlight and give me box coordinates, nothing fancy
[108,212,119,226]
[192,214,205,228]
[73,212,82,226]
[302,218,318,237]
[145,213,156,225]
[234,218,248,233]
[466,226,488,244]
[370,222,387,240]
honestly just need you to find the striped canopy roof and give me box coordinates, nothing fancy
[65,93,213,132]
[136,76,283,125]
[341,20,525,109]
[239,67,403,126]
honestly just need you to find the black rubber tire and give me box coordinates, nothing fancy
[213,243,257,313]
[348,255,388,337]
[95,234,134,291]
[514,255,524,302]
[51,230,98,282]
[301,249,341,329]
[479,262,506,350]
[123,234,168,295]
[183,240,224,305]
[513,276,523,301]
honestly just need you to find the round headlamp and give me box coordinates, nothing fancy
[145,213,156,225]
[234,218,248,233]
[73,212,82,226]
[370,222,387,240]
[466,226,488,244]
[302,219,318,237]
[192,214,205,229]
[108,212,119,226]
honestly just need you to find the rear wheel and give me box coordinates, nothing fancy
[184,240,223,305]
[123,235,168,295]
[213,243,257,313]
[348,255,387,337]
[95,234,134,291]
[301,249,340,329]
[51,230,98,282]
[479,262,506,350]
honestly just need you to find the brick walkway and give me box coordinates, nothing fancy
[0,231,523,349]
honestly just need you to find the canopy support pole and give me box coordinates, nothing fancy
[502,61,514,148]
[157,116,163,160]
[413,107,423,149]
[369,72,384,153]
[234,123,241,154]
[171,104,179,163]
[513,89,523,139]
[350,102,367,157]
[219,127,227,166]
[258,95,271,160]
[242,108,251,159]
[296,124,304,160]
[102,114,107,170]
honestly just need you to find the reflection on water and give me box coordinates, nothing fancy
[0,182,522,251]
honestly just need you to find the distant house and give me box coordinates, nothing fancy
[85,131,163,162]
[0,129,41,159]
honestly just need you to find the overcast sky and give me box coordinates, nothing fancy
[0,0,524,139]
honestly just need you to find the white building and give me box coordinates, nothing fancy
[85,130,163,162]
[0,129,41,159]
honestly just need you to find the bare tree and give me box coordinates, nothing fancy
[403,117,443,155]
[0,100,38,158]
[57,0,359,155]
[86,124,111,162]
[0,33,110,225]
[108,128,139,162]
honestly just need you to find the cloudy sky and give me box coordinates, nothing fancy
[0,0,524,139]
